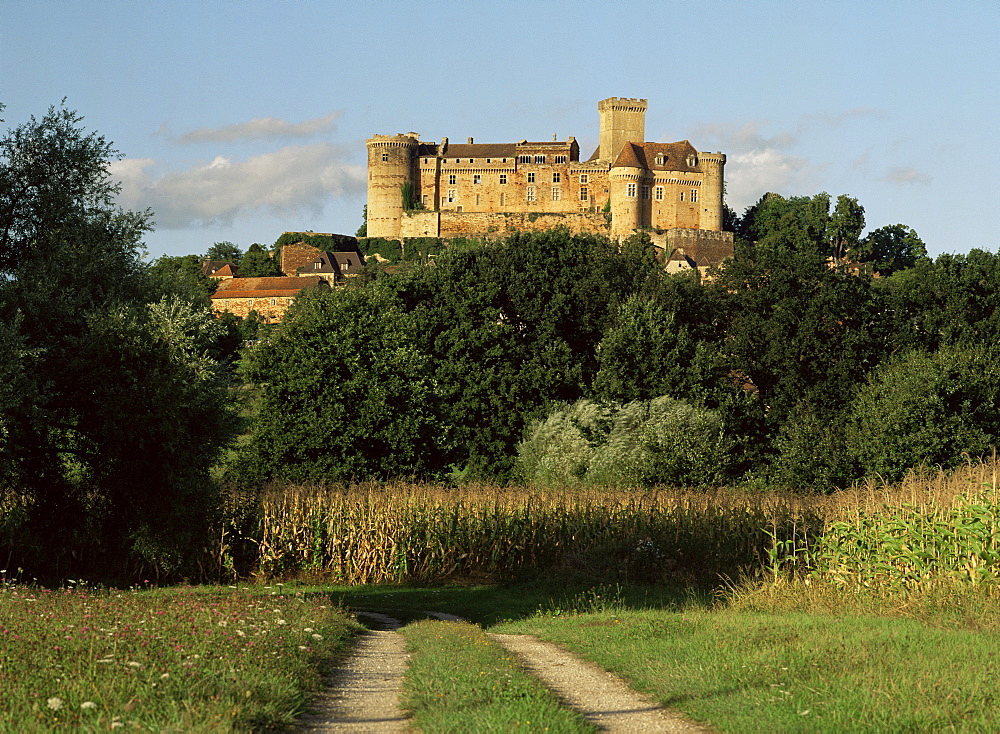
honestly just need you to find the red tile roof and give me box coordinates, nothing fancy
[210,276,328,299]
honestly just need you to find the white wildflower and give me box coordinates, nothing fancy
[47,697,63,711]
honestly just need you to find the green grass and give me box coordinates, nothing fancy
[400,619,595,733]
[0,583,360,731]
[495,585,1000,733]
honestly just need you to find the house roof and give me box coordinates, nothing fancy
[333,251,363,274]
[611,141,701,172]
[201,260,234,277]
[210,276,328,299]
[212,263,238,277]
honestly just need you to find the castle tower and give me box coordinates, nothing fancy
[609,163,643,239]
[366,134,419,239]
[698,152,726,231]
[598,97,647,163]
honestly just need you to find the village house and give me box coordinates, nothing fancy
[210,275,329,323]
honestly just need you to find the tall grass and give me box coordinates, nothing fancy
[238,459,1000,589]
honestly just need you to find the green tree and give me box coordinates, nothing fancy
[204,241,242,263]
[0,104,233,579]
[147,253,217,303]
[853,223,928,276]
[848,345,1000,482]
[237,243,282,277]
[827,194,865,264]
[237,285,446,482]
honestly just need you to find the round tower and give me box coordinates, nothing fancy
[366,134,418,239]
[609,165,643,239]
[698,152,726,231]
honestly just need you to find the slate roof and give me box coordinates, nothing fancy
[201,260,235,277]
[210,276,328,299]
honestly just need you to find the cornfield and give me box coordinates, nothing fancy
[226,459,1000,588]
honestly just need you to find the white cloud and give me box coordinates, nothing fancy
[109,143,366,229]
[692,120,814,212]
[176,112,342,144]
[881,167,932,185]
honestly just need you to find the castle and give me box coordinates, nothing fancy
[366,97,733,268]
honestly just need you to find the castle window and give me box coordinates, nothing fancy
[655,186,664,200]
[679,191,685,201]
[469,159,474,163]
[687,155,698,167]
[448,174,456,185]
[271,298,277,306]
[552,172,561,183]
[551,188,561,201]
[555,155,567,164]
[499,174,508,184]
[527,172,535,183]
[381,153,389,162]
[580,187,589,201]
[527,186,536,202]
[579,174,589,184]
[642,186,651,200]
[475,194,481,206]
[519,155,531,163]
[473,174,482,184]
[655,154,665,166]
[691,189,698,202]
[500,192,506,206]
[627,182,637,197]
[422,195,429,205]
[441,196,447,206]
[534,155,545,164]
[447,189,456,203]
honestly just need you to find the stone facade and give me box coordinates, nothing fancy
[210,276,329,323]
[366,97,728,245]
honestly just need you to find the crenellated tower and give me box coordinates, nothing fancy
[597,97,647,163]
[366,133,418,239]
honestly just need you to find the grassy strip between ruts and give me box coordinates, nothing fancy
[495,583,1000,733]
[399,619,595,733]
[0,584,361,731]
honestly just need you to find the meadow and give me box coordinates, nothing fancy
[0,584,358,731]
[4,460,999,731]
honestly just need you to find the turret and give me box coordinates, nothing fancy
[698,152,726,231]
[609,165,643,239]
[366,134,419,239]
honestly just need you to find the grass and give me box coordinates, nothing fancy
[497,602,1000,732]
[0,582,360,731]
[400,619,595,733]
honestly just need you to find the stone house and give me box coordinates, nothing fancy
[201,260,238,279]
[210,275,329,322]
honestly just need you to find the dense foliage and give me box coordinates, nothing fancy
[0,104,234,580]
[234,190,1000,491]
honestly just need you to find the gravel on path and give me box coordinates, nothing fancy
[490,633,710,733]
[293,612,410,733]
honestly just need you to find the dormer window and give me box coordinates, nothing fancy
[655,154,665,166]
[687,154,698,167]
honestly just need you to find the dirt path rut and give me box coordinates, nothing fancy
[295,612,709,732]
[293,613,410,733]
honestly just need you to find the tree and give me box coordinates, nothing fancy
[853,223,928,276]
[237,285,446,482]
[237,243,282,277]
[147,253,217,303]
[0,104,233,579]
[204,241,242,263]
[827,194,865,264]
[847,345,1000,482]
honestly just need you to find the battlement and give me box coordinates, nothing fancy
[598,97,648,112]
[367,133,420,148]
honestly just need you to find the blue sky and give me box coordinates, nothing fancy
[2,0,997,260]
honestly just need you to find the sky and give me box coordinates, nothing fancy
[2,0,997,260]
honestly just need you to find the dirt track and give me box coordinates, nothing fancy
[294,612,708,733]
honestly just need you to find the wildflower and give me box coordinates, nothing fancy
[47,697,63,711]
[311,634,323,640]
[304,627,314,633]
[236,629,246,637]
[81,701,97,710]
[128,661,142,668]
[276,619,287,625]
[160,673,170,679]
